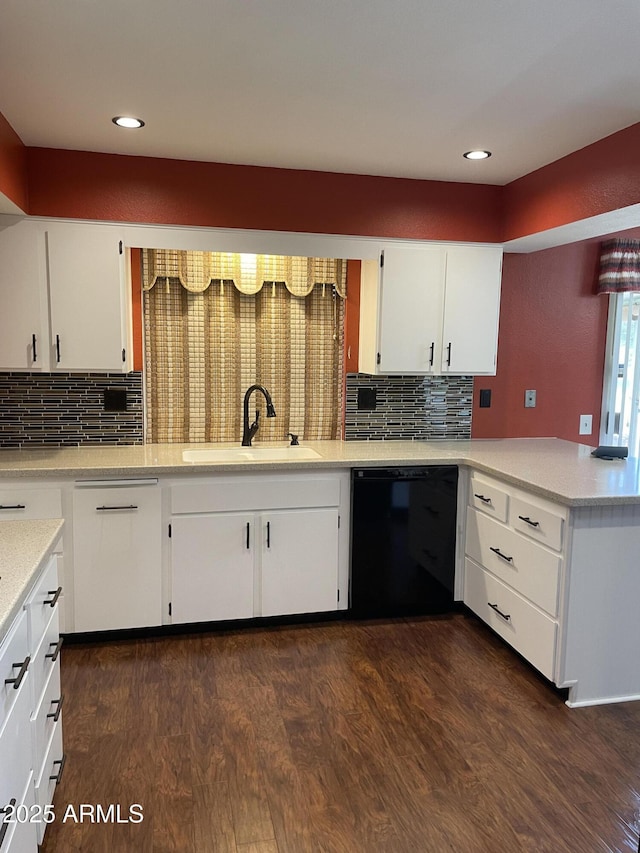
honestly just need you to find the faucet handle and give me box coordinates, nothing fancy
[288,433,299,446]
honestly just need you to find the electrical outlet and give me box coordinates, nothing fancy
[579,414,593,435]
[524,390,536,408]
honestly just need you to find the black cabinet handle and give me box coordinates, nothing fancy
[45,637,64,663]
[446,342,452,366]
[47,695,64,722]
[474,493,492,504]
[96,504,138,511]
[0,799,17,848]
[32,333,37,363]
[0,504,26,511]
[489,546,513,563]
[4,656,30,690]
[56,334,61,363]
[518,515,540,528]
[429,341,434,366]
[45,587,62,608]
[49,754,66,785]
[266,521,271,549]
[246,522,250,549]
[488,602,511,622]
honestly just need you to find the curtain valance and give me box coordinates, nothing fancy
[142,249,347,297]
[597,239,640,294]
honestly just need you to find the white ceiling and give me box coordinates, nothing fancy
[1,0,640,186]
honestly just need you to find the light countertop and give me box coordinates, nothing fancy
[0,518,64,645]
[0,437,639,506]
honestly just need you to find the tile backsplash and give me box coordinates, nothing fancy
[0,372,144,448]
[0,371,472,448]
[345,373,473,440]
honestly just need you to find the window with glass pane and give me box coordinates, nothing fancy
[600,291,640,454]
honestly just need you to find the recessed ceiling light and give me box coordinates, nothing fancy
[112,116,145,129]
[463,150,491,160]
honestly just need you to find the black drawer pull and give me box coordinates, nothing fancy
[4,656,30,690]
[488,602,511,622]
[0,504,26,511]
[474,494,492,504]
[45,637,64,663]
[49,754,66,785]
[47,695,64,722]
[45,587,62,608]
[518,515,540,528]
[0,799,17,847]
[489,546,513,563]
[96,504,138,511]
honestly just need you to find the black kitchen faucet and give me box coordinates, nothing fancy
[242,384,276,446]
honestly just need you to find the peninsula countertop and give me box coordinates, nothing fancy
[0,518,64,645]
[0,437,638,506]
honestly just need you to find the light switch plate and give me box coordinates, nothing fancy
[524,389,536,408]
[579,414,593,435]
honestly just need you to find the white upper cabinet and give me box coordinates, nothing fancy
[0,218,133,372]
[358,243,503,376]
[441,246,503,375]
[0,219,48,370]
[46,223,131,372]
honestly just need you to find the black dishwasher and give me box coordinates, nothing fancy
[350,466,458,618]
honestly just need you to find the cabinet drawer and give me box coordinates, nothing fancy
[25,555,60,654]
[510,495,564,552]
[465,507,561,616]
[0,611,29,732]
[469,475,508,523]
[464,558,557,681]
[31,661,62,787]
[171,475,341,514]
[0,771,38,853]
[34,718,63,845]
[0,669,32,818]
[29,611,61,723]
[0,488,62,520]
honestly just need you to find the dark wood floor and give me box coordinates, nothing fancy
[40,612,640,853]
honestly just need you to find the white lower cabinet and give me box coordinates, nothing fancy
[0,545,63,853]
[170,473,347,624]
[261,508,339,617]
[171,512,255,623]
[72,481,162,632]
[464,472,566,683]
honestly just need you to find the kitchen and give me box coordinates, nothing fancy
[2,2,640,851]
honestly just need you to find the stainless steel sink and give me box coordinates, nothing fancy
[182,445,321,462]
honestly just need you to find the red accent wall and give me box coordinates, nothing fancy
[26,147,504,243]
[503,122,640,242]
[471,237,620,442]
[0,112,28,211]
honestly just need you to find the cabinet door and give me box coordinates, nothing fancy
[378,247,445,374]
[0,219,48,370]
[441,246,502,375]
[261,508,339,617]
[72,485,162,631]
[171,513,255,623]
[47,223,131,372]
